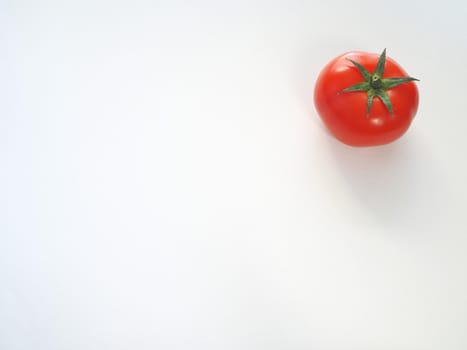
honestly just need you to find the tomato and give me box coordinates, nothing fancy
[314,49,419,147]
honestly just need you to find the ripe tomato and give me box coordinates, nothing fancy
[314,49,419,147]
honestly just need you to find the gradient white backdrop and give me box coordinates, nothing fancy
[2,1,467,349]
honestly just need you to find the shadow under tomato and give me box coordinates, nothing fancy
[325,131,448,234]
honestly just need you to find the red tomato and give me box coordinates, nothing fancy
[314,49,419,147]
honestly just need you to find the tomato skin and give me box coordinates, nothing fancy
[314,51,419,147]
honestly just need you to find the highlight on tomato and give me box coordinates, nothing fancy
[314,49,419,147]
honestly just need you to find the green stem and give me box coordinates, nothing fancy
[370,75,383,89]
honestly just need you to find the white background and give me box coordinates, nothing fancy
[2,1,467,349]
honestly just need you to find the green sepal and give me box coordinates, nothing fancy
[347,59,371,81]
[366,90,376,115]
[375,90,393,114]
[342,82,370,92]
[374,48,386,77]
[382,77,420,89]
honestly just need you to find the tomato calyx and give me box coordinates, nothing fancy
[342,49,419,116]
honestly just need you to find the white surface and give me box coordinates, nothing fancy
[2,1,467,349]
